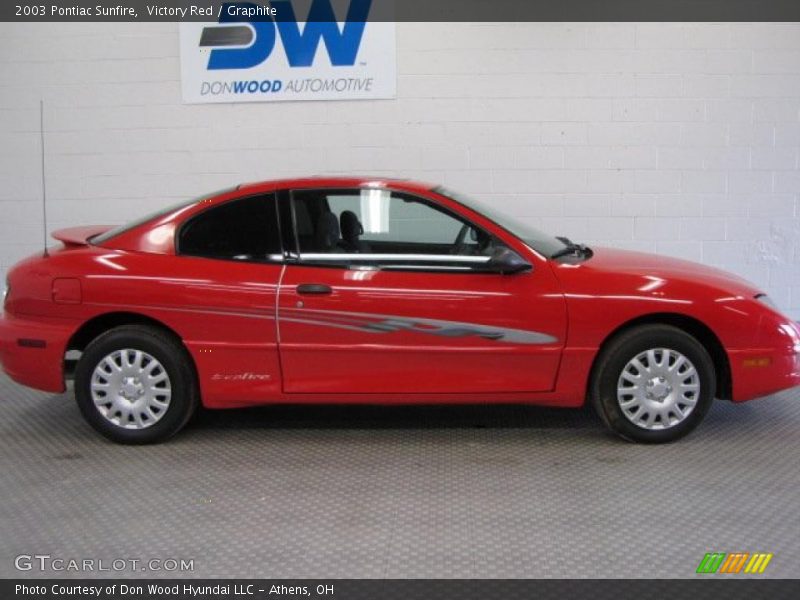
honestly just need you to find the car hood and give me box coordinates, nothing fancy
[552,246,761,298]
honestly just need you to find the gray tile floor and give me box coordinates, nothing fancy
[0,372,798,579]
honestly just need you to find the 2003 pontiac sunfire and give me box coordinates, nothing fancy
[1,177,798,443]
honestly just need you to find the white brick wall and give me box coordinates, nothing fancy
[1,22,799,314]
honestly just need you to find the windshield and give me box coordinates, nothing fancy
[91,187,235,245]
[434,186,568,257]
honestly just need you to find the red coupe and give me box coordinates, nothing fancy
[2,177,798,443]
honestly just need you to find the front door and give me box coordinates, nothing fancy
[277,187,567,394]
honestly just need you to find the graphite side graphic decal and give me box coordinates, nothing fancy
[279,307,559,345]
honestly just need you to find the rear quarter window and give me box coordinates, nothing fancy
[177,194,281,262]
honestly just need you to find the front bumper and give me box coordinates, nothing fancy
[729,347,800,401]
[729,318,800,402]
[0,311,70,393]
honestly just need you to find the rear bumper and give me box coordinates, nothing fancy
[0,311,70,393]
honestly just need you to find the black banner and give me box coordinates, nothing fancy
[4,579,800,600]
[3,0,800,22]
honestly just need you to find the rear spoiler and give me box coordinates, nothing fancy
[51,225,114,247]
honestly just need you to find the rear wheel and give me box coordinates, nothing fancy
[74,325,198,444]
[590,324,715,443]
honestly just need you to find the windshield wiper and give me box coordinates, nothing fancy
[551,236,592,260]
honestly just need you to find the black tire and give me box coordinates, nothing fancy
[74,325,198,444]
[590,324,715,443]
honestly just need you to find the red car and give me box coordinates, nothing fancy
[2,177,798,444]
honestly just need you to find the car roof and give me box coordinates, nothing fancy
[92,177,444,254]
[236,176,439,195]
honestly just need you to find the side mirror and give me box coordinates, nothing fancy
[487,247,532,274]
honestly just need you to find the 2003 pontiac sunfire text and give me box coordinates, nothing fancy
[38,4,278,18]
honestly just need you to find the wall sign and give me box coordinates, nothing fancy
[179,0,396,104]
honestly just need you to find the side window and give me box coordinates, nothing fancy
[178,194,281,261]
[292,189,496,258]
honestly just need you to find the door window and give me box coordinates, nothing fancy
[291,189,497,267]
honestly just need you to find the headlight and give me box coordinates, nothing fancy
[756,294,779,311]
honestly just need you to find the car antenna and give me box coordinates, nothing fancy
[39,99,49,257]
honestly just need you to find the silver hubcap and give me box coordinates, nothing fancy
[90,349,172,430]
[617,348,700,431]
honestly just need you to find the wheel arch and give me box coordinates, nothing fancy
[65,312,198,382]
[589,312,732,401]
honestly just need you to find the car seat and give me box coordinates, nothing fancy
[339,210,371,253]
[315,211,341,252]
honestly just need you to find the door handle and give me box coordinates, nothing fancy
[296,283,333,295]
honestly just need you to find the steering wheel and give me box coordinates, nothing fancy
[451,223,470,255]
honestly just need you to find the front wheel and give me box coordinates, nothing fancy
[590,324,716,443]
[74,325,198,444]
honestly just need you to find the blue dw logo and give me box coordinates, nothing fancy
[200,0,372,70]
